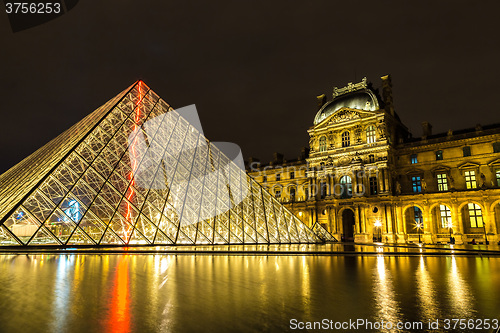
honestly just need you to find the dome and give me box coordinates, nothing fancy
[313,89,380,125]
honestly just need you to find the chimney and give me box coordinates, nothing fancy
[248,157,260,169]
[299,147,309,160]
[316,94,327,110]
[422,121,432,139]
[273,152,284,165]
[381,75,395,116]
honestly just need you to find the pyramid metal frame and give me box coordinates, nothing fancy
[0,81,332,247]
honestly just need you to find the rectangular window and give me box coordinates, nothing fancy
[262,175,267,182]
[463,146,471,157]
[412,176,422,193]
[496,169,500,186]
[369,155,375,163]
[276,173,281,181]
[275,190,281,199]
[464,170,476,189]
[369,177,378,195]
[468,203,483,228]
[493,142,500,153]
[439,205,452,228]
[436,150,443,160]
[290,171,295,179]
[437,173,448,191]
[411,154,418,164]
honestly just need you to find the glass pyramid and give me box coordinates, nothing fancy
[0,81,327,246]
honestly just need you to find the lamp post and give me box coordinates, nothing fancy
[447,221,453,244]
[483,223,489,245]
[415,222,423,243]
[374,219,382,242]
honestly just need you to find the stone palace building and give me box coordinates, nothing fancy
[247,76,500,244]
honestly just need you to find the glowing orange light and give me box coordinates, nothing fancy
[106,257,130,333]
[124,81,144,242]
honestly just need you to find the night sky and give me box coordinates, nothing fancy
[1,1,500,174]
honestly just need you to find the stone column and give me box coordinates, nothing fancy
[378,169,385,194]
[384,169,390,193]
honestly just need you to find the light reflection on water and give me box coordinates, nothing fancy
[0,254,499,332]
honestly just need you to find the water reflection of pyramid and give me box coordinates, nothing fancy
[0,81,329,246]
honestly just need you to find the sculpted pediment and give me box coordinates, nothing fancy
[315,107,378,129]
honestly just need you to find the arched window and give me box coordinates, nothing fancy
[289,187,296,202]
[340,175,352,198]
[468,203,483,228]
[439,205,452,228]
[414,206,423,225]
[366,125,376,143]
[341,131,350,147]
[319,136,327,152]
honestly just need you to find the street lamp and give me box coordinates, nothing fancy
[446,221,453,244]
[415,222,423,243]
[374,219,382,242]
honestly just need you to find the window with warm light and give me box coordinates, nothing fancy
[468,203,483,228]
[496,169,500,186]
[412,176,422,193]
[439,205,452,228]
[319,136,327,152]
[464,170,476,189]
[341,131,350,147]
[437,173,448,191]
[366,125,376,143]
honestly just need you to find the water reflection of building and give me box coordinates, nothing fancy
[248,76,500,244]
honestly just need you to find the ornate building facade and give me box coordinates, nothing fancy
[248,76,500,244]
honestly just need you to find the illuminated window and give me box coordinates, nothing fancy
[412,176,422,193]
[275,189,281,199]
[369,154,375,163]
[341,131,350,147]
[439,205,452,228]
[464,170,476,189]
[463,146,471,157]
[414,207,423,225]
[289,187,296,202]
[437,173,448,191]
[319,136,327,152]
[436,150,443,160]
[468,203,483,228]
[276,173,281,181]
[496,169,500,186]
[340,175,352,198]
[369,177,378,195]
[411,154,418,164]
[366,125,376,143]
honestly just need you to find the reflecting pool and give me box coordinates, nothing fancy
[0,254,499,332]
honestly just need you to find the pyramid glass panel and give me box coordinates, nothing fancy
[0,81,330,247]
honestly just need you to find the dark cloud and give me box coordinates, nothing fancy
[1,0,500,173]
